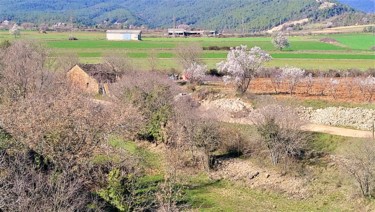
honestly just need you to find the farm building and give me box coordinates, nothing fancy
[168,29,217,37]
[67,64,120,95]
[106,30,142,41]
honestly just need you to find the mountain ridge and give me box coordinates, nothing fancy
[0,0,363,31]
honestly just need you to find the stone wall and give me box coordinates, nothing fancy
[298,107,375,130]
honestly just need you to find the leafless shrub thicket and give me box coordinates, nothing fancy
[329,78,340,99]
[111,71,179,144]
[0,40,150,211]
[357,76,375,102]
[175,42,203,69]
[341,140,375,198]
[270,68,283,94]
[0,40,53,103]
[148,49,159,72]
[53,52,80,72]
[0,149,106,211]
[251,98,307,168]
[103,52,134,74]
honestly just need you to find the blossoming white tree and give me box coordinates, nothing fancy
[9,24,20,38]
[217,45,271,94]
[281,67,305,95]
[183,62,207,84]
[272,32,289,50]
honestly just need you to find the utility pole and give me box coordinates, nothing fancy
[242,16,245,36]
[173,15,176,37]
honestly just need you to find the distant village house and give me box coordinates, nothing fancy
[106,30,142,41]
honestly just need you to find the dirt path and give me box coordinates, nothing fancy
[301,123,373,138]
[200,101,374,139]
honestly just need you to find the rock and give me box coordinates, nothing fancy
[209,98,253,113]
[298,106,375,130]
[266,173,271,178]
[249,171,260,180]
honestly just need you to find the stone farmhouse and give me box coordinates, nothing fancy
[67,64,119,95]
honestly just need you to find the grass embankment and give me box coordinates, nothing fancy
[99,123,375,211]
[184,123,374,211]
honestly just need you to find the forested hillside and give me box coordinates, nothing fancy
[0,0,356,30]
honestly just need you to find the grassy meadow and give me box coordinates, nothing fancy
[0,30,374,71]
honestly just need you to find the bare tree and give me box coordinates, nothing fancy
[281,67,305,95]
[148,49,159,71]
[0,150,104,211]
[357,76,375,102]
[341,140,375,198]
[303,73,314,95]
[316,73,329,96]
[270,69,284,94]
[103,52,133,75]
[329,78,340,99]
[217,45,272,94]
[343,73,355,98]
[175,42,203,69]
[251,98,307,167]
[0,40,52,102]
[53,52,80,72]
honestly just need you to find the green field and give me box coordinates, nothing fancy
[1,30,374,71]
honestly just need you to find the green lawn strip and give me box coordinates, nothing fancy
[327,33,375,50]
[271,53,375,60]
[185,180,349,211]
[46,40,175,49]
[109,137,162,170]
[78,52,102,57]
[266,59,375,70]
[77,57,373,71]
[76,51,374,60]
[297,99,375,110]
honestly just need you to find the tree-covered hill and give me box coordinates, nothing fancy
[0,0,357,30]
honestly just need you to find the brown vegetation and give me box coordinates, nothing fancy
[249,77,375,103]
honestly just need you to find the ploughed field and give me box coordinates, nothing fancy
[0,30,373,70]
[250,77,375,104]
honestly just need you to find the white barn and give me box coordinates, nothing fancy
[106,30,142,41]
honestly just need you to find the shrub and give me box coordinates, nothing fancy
[219,128,251,157]
[111,72,180,144]
[251,99,307,168]
[341,140,375,198]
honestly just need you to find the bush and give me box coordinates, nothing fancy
[219,128,251,157]
[251,98,308,168]
[111,72,180,144]
[341,140,375,198]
